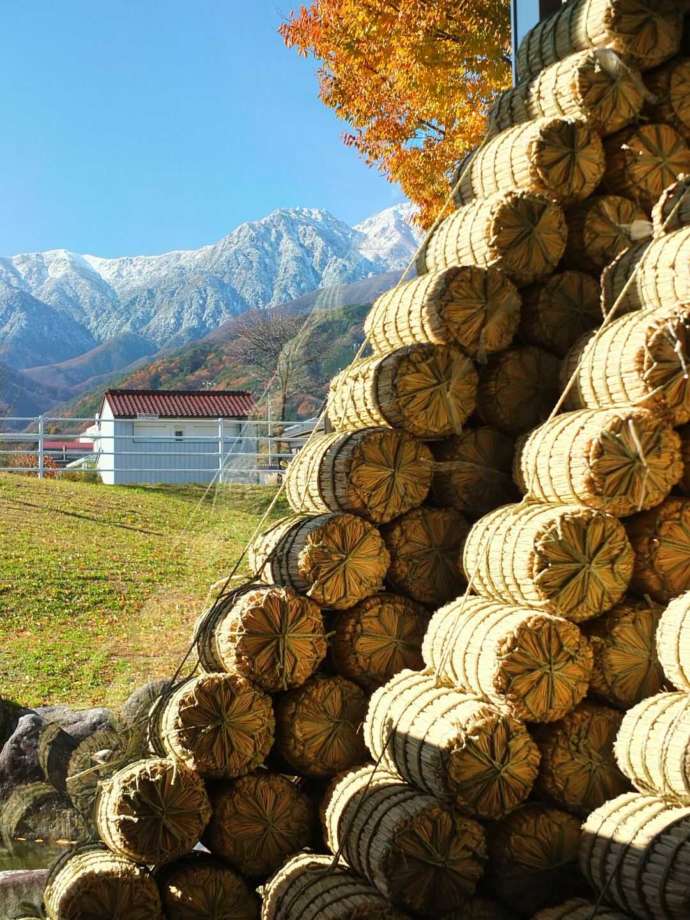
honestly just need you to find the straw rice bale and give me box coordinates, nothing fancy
[564,195,649,273]
[37,721,79,791]
[627,497,690,602]
[584,598,664,707]
[274,674,368,778]
[535,702,628,815]
[602,123,690,211]
[476,346,560,436]
[284,428,433,524]
[95,757,211,865]
[453,117,604,207]
[156,853,259,919]
[462,502,633,622]
[580,792,690,919]
[364,265,521,360]
[430,427,517,518]
[261,852,410,920]
[364,670,540,820]
[442,901,515,920]
[644,58,690,141]
[652,173,690,235]
[678,423,690,494]
[417,190,567,287]
[516,0,682,79]
[323,766,486,916]
[248,513,389,610]
[381,506,468,607]
[514,407,682,516]
[518,271,601,358]
[330,592,427,690]
[422,596,592,722]
[118,677,172,758]
[203,771,315,878]
[327,345,477,440]
[43,845,163,920]
[66,727,127,818]
[195,585,326,692]
[1,782,86,849]
[489,48,644,136]
[532,900,628,920]
[656,591,690,688]
[562,305,690,424]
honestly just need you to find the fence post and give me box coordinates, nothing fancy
[218,417,224,484]
[37,415,45,479]
[267,401,273,468]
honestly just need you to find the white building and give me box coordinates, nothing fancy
[83,389,257,485]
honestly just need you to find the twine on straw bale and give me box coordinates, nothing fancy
[462,502,633,622]
[364,670,540,820]
[274,674,368,778]
[513,407,683,516]
[156,852,259,919]
[531,899,629,920]
[330,592,428,690]
[644,58,690,141]
[656,591,690,689]
[283,428,433,525]
[580,792,690,920]
[476,345,561,435]
[195,585,326,692]
[453,117,604,207]
[364,265,521,360]
[323,765,486,916]
[248,513,389,610]
[518,271,601,358]
[584,597,664,708]
[381,506,468,607]
[535,701,628,815]
[202,771,315,878]
[423,596,592,723]
[326,345,477,441]
[627,497,690,602]
[429,427,517,518]
[1,782,86,850]
[488,48,644,137]
[43,845,163,920]
[65,727,127,819]
[261,852,410,920]
[564,195,650,273]
[416,190,567,287]
[516,0,682,80]
[95,757,211,865]
[487,805,584,917]
[653,174,690,234]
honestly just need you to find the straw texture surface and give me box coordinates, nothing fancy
[680,424,690,495]
[532,899,628,920]
[564,195,649,273]
[476,346,561,435]
[1,782,86,849]
[423,596,592,722]
[602,123,690,210]
[627,497,690,602]
[462,502,633,622]
[364,670,540,819]
[652,174,690,235]
[156,853,259,919]
[656,591,690,689]
[518,271,601,358]
[66,728,127,819]
[645,58,690,141]
[441,899,515,920]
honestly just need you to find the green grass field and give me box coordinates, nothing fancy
[0,473,285,708]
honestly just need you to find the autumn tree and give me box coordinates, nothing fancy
[280,0,511,227]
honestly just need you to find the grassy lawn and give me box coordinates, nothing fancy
[0,473,286,708]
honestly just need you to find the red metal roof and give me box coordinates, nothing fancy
[44,439,93,451]
[102,389,256,419]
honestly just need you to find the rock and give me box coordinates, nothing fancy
[0,716,46,801]
[0,700,33,751]
[34,706,117,744]
[0,869,48,917]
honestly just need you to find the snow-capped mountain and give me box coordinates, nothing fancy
[0,204,419,372]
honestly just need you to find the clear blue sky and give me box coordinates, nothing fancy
[0,1,401,258]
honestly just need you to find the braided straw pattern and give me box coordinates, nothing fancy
[442,898,514,920]
[536,701,628,816]
[645,58,690,141]
[66,728,127,819]
[422,596,592,722]
[585,597,664,708]
[248,513,390,610]
[653,174,690,235]
[519,271,601,358]
[274,674,368,778]
[602,123,690,211]
[330,592,428,690]
[156,853,258,919]
[261,853,409,920]
[531,898,629,919]
[202,772,315,878]
[363,265,521,359]
[601,229,690,315]
[95,757,211,865]
[454,117,604,207]
[564,195,649,273]
[489,48,644,137]
[462,502,633,622]
[615,691,690,802]
[283,428,433,525]
[44,845,163,920]
[323,765,486,916]
[514,407,683,516]
[656,592,690,689]
[580,792,690,919]
[627,497,690,603]
[516,0,681,79]
[363,669,540,820]
[476,346,561,435]
[562,305,690,424]
[416,190,567,287]
[1,782,86,849]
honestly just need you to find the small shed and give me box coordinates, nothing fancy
[86,389,257,485]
